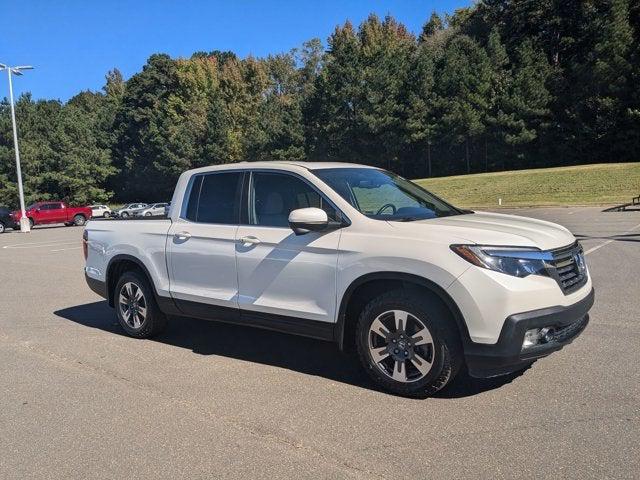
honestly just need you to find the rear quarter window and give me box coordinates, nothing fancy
[184,172,243,224]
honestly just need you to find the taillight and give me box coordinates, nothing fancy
[82,230,88,260]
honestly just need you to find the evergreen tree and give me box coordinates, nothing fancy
[407,42,439,176]
[419,12,444,42]
[306,21,363,161]
[259,52,305,160]
[112,54,180,200]
[502,40,552,167]
[358,15,415,170]
[435,35,492,173]
[578,0,635,161]
[484,27,510,171]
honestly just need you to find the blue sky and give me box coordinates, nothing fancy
[1,0,469,102]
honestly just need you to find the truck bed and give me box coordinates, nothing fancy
[84,217,174,298]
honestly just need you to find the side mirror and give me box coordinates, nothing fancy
[288,208,329,236]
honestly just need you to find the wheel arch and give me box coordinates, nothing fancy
[106,255,151,307]
[334,272,471,352]
[105,254,179,315]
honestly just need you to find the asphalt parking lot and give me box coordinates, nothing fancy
[1,206,639,479]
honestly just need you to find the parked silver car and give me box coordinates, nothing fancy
[114,203,148,218]
[135,203,168,217]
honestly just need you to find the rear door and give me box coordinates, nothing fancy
[52,203,68,222]
[167,171,244,318]
[235,170,342,325]
[153,203,167,215]
[39,203,64,224]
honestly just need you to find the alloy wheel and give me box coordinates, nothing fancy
[368,310,435,383]
[118,282,148,329]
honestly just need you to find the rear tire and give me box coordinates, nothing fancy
[28,218,34,228]
[0,222,5,234]
[114,271,167,338]
[355,289,463,398]
[73,214,86,226]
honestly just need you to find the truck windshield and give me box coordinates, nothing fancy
[312,168,465,221]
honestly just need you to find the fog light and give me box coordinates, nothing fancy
[522,328,541,349]
[540,327,555,343]
[522,327,557,349]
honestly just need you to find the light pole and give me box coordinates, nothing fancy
[0,63,33,232]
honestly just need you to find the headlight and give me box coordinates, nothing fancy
[450,245,553,278]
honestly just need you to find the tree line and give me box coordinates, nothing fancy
[1,0,639,206]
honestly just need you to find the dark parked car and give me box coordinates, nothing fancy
[0,206,19,234]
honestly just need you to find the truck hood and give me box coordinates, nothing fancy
[389,211,575,251]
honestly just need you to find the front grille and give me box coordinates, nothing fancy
[548,242,588,294]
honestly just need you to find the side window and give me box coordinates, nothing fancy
[250,172,338,227]
[184,172,243,224]
[184,177,202,221]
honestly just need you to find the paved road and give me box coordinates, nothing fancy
[1,207,638,479]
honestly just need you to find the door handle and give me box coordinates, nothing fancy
[239,235,261,245]
[174,231,191,240]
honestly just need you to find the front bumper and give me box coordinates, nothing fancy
[464,287,594,378]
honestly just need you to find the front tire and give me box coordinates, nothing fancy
[355,290,463,398]
[103,211,110,218]
[114,271,167,338]
[121,212,129,218]
[0,222,5,234]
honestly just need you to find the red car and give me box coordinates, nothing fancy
[12,201,93,228]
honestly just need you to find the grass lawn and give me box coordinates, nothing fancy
[415,163,640,208]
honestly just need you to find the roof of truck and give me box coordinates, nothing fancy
[186,161,378,175]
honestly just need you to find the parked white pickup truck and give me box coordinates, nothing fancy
[84,162,593,397]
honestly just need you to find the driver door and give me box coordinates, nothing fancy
[235,171,343,326]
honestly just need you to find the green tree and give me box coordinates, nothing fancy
[259,52,305,160]
[49,93,116,203]
[407,41,439,176]
[435,35,492,173]
[358,15,415,170]
[112,54,181,200]
[306,21,363,161]
[576,0,635,161]
[419,12,444,43]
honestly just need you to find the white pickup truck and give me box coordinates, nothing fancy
[84,162,594,397]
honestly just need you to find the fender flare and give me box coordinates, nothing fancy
[105,254,180,315]
[333,272,472,350]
